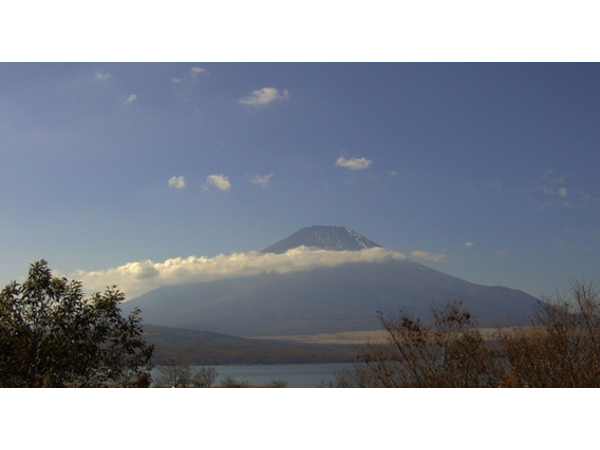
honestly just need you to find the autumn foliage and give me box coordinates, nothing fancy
[338,281,600,388]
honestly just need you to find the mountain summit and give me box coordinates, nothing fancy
[260,226,382,254]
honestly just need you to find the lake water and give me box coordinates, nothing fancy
[152,363,352,388]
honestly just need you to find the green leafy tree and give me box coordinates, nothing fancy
[0,260,154,387]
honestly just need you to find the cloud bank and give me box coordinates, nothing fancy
[336,157,372,170]
[72,247,407,300]
[239,88,289,107]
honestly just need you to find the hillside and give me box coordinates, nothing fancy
[125,258,539,337]
[144,324,356,365]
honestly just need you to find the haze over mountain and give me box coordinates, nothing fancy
[122,226,540,337]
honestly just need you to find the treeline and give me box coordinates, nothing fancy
[337,281,600,388]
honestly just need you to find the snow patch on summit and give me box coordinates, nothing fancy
[261,226,382,254]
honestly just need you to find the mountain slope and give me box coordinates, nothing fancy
[124,258,539,337]
[122,226,539,337]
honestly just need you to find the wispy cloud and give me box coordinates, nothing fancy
[251,174,273,188]
[95,71,112,81]
[464,242,475,248]
[239,88,289,108]
[168,176,186,190]
[71,247,407,299]
[205,174,231,191]
[537,170,567,196]
[528,169,573,210]
[190,67,208,80]
[126,94,137,104]
[533,170,600,210]
[336,157,373,171]
[171,68,209,99]
[411,250,446,263]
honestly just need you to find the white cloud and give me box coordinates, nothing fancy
[336,157,373,171]
[464,242,475,248]
[251,174,273,188]
[190,67,208,79]
[168,176,186,189]
[411,250,446,263]
[126,94,137,104]
[205,174,231,191]
[171,77,182,83]
[95,71,112,81]
[72,247,407,300]
[558,187,568,198]
[239,88,290,107]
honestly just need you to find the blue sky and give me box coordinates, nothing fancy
[2,63,600,299]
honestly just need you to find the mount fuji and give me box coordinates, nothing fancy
[260,226,382,254]
[122,226,539,337]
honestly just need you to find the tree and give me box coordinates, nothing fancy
[338,281,600,388]
[220,376,250,388]
[155,358,193,387]
[337,300,503,388]
[499,280,600,388]
[192,366,219,388]
[265,379,289,388]
[0,260,154,387]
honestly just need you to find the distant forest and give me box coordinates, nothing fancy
[144,325,356,365]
